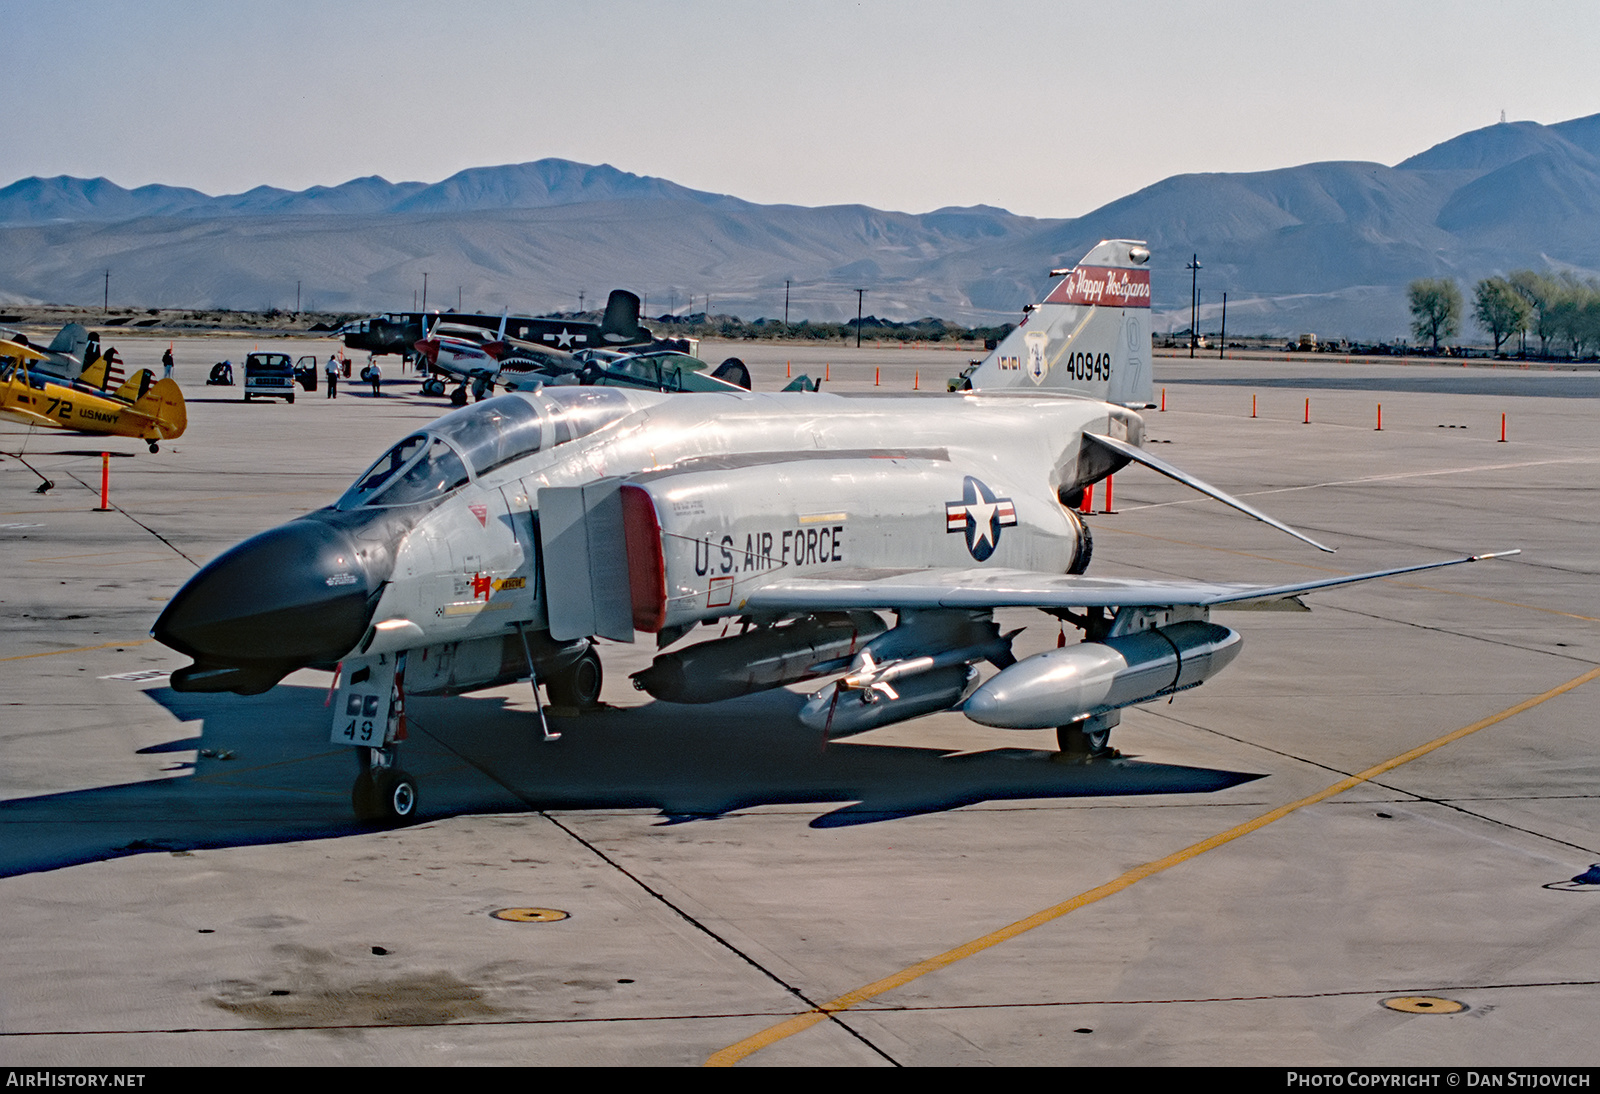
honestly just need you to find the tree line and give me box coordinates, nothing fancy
[1409,272,1600,358]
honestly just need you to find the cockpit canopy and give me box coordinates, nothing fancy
[334,388,635,509]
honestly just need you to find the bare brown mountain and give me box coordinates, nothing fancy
[4,114,1598,338]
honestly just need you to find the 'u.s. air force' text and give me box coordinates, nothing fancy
[693,526,846,576]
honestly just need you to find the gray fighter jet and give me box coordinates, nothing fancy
[152,241,1513,821]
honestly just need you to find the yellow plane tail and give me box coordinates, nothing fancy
[131,377,186,440]
[112,369,154,403]
[80,353,110,389]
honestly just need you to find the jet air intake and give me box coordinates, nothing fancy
[963,621,1241,729]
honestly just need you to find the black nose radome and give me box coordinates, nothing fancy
[153,517,382,674]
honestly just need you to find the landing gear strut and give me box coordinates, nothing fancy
[352,745,418,823]
[1056,710,1120,762]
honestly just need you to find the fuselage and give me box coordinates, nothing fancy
[0,360,183,443]
[153,387,1139,687]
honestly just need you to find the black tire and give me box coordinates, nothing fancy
[374,770,419,822]
[147,442,159,454]
[449,387,468,407]
[286,393,295,405]
[1057,722,1111,758]
[546,646,603,709]
[351,771,380,820]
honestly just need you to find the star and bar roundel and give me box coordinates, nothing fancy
[945,476,1017,561]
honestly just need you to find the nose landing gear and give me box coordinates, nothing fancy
[353,746,418,824]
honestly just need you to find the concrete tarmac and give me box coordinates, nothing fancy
[1,337,1597,1066]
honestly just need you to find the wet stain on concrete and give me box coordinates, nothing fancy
[211,946,500,1028]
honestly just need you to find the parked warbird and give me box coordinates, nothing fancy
[152,241,1513,821]
[0,321,97,383]
[1,337,185,451]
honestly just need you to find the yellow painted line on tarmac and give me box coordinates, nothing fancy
[0,638,155,662]
[706,663,1600,1066]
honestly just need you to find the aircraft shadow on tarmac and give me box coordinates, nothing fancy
[0,684,1262,878]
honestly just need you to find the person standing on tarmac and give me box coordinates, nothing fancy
[161,346,174,379]
[324,354,340,398]
[368,359,381,396]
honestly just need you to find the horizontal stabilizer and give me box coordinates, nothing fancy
[1084,432,1334,552]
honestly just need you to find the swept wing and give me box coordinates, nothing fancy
[741,552,1519,614]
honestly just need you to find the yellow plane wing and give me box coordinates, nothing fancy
[0,360,187,451]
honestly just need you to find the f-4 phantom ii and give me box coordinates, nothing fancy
[1,337,185,451]
[153,240,1513,822]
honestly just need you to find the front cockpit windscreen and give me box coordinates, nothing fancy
[335,390,636,509]
[338,433,470,509]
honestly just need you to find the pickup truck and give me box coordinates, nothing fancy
[243,352,297,403]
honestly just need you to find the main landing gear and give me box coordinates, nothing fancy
[352,745,418,823]
[1056,710,1120,763]
[420,376,447,397]
[545,645,603,711]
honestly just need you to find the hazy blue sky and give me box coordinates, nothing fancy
[5,0,1597,219]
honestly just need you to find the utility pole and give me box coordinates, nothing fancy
[1219,292,1227,359]
[103,269,110,313]
[784,279,791,329]
[579,290,586,313]
[421,272,429,315]
[1187,254,1202,358]
[855,288,866,348]
[458,286,462,312]
[296,280,301,314]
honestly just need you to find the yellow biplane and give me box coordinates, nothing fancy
[0,338,186,452]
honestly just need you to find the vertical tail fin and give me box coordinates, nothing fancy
[112,369,154,403]
[964,240,1152,407]
[46,322,90,361]
[599,290,644,343]
[131,377,187,440]
[79,351,110,390]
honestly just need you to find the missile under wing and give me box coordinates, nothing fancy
[152,241,1514,822]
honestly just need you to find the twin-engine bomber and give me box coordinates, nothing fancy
[152,241,1513,821]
